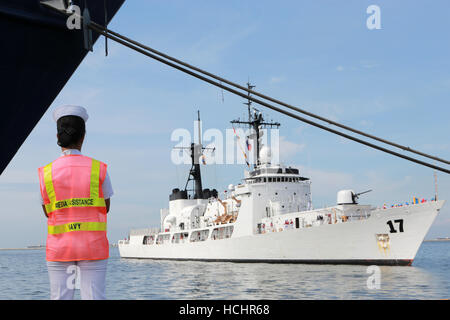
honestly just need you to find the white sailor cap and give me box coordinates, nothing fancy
[53,105,89,123]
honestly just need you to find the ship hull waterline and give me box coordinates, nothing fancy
[118,201,443,266]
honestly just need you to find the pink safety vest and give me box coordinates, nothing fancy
[38,154,109,261]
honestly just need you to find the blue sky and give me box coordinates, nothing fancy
[1,0,450,247]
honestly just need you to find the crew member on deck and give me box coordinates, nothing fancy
[38,105,113,300]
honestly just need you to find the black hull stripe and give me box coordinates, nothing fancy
[120,257,414,266]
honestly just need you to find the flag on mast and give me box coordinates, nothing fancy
[246,138,251,151]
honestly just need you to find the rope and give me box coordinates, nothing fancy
[87,20,450,166]
[41,5,450,174]
[90,24,450,175]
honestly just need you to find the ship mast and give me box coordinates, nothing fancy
[231,82,280,168]
[185,140,203,199]
[174,111,213,199]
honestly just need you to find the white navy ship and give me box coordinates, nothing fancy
[119,108,445,266]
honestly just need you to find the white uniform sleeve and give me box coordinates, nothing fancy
[102,171,114,199]
[39,171,114,204]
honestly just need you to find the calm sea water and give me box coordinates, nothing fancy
[0,241,449,300]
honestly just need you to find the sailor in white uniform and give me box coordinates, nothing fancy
[40,105,114,300]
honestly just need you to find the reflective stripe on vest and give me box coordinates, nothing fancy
[48,221,107,235]
[43,159,106,215]
[45,197,106,213]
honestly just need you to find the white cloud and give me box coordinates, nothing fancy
[269,76,285,84]
[279,136,305,159]
[297,166,356,201]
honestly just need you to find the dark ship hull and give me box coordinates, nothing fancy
[0,0,125,174]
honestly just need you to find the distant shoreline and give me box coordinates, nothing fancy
[0,247,44,251]
[0,244,118,251]
[0,240,447,251]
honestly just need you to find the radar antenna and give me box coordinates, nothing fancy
[231,83,280,168]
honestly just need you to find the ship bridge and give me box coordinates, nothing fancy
[245,165,309,184]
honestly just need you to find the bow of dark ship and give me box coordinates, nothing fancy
[0,0,125,175]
